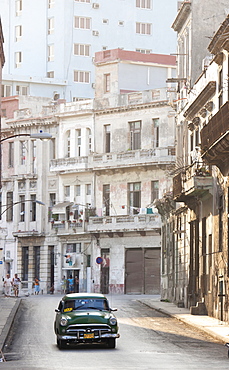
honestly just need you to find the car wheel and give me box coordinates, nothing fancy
[107,338,116,349]
[57,338,66,349]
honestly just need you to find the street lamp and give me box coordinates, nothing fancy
[0,199,45,217]
[0,131,52,188]
[0,131,52,143]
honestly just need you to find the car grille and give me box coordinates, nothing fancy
[66,324,111,339]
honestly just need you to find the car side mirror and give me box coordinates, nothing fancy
[110,308,117,312]
[55,309,60,313]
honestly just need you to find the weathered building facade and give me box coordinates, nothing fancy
[160,2,229,322]
[0,50,176,295]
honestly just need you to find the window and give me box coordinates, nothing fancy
[128,182,141,215]
[15,0,22,15]
[15,25,22,41]
[75,185,81,197]
[47,71,54,78]
[74,16,91,29]
[151,181,159,202]
[88,128,92,153]
[118,21,124,26]
[48,0,54,8]
[16,85,28,95]
[48,44,54,61]
[219,68,223,108]
[219,195,223,252]
[153,118,159,147]
[74,70,90,83]
[74,43,90,56]
[31,140,37,173]
[6,192,13,221]
[86,184,91,195]
[30,194,36,221]
[103,184,110,216]
[2,109,6,117]
[20,141,26,165]
[19,195,25,222]
[136,22,151,35]
[136,48,151,54]
[136,0,151,8]
[49,193,56,208]
[48,18,54,34]
[130,121,141,150]
[34,246,40,279]
[76,129,81,156]
[104,125,111,153]
[103,19,109,24]
[66,131,70,158]
[15,51,22,67]
[104,73,110,93]
[1,84,11,97]
[22,247,29,281]
[64,186,70,198]
[66,243,81,254]
[8,142,14,167]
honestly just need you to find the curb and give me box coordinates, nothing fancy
[0,299,21,352]
[138,300,228,345]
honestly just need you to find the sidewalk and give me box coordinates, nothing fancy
[138,296,229,344]
[0,296,21,353]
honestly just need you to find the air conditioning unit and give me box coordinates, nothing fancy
[92,3,100,9]
[93,30,99,36]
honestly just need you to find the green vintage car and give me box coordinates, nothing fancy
[54,293,120,349]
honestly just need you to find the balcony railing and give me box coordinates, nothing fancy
[201,101,229,153]
[201,101,229,175]
[173,162,213,202]
[50,156,88,172]
[87,214,161,233]
[50,148,176,173]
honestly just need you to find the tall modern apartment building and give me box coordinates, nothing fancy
[0,0,178,102]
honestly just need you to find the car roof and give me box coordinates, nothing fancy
[62,293,107,301]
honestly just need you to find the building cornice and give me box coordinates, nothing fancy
[208,15,229,55]
[95,100,170,116]
[183,81,216,120]
[172,2,191,33]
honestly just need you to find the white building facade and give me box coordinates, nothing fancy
[0,0,178,101]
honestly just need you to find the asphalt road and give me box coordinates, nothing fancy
[2,294,229,369]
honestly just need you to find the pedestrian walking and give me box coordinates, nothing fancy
[68,275,74,293]
[33,277,40,295]
[3,273,13,297]
[12,273,21,297]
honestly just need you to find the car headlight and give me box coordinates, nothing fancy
[109,317,117,326]
[60,317,68,326]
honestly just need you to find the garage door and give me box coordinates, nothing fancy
[125,248,160,294]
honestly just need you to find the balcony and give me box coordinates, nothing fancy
[92,148,175,171]
[201,101,229,175]
[50,156,89,173]
[87,214,161,235]
[50,148,175,173]
[50,220,84,235]
[173,162,213,205]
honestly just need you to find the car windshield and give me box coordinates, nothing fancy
[63,298,109,312]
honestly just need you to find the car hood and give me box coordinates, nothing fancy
[64,311,112,324]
